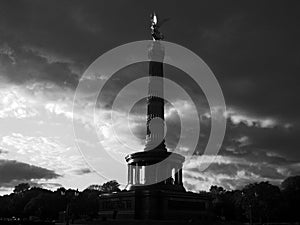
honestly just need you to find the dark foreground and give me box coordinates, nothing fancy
[0,220,242,225]
[56,221,298,225]
[54,221,297,225]
[1,220,299,225]
[56,221,242,225]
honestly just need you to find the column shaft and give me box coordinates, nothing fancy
[127,165,131,184]
[178,168,183,185]
[135,165,140,184]
[174,166,179,184]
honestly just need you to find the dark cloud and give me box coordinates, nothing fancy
[185,159,288,190]
[0,0,298,121]
[201,1,300,121]
[191,118,300,190]
[220,119,300,161]
[74,168,92,175]
[0,160,60,188]
[0,43,79,87]
[0,149,8,154]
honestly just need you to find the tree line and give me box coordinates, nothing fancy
[0,176,299,223]
[0,180,120,222]
[209,175,300,223]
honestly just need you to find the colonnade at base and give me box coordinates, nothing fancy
[127,162,183,186]
[125,151,185,191]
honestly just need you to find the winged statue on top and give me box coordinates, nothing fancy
[150,12,169,40]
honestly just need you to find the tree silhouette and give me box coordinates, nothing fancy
[281,176,300,222]
[0,178,299,223]
[13,183,30,194]
[101,180,120,193]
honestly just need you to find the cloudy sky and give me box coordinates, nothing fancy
[0,0,299,194]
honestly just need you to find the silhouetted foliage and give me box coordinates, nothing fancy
[1,177,300,223]
[86,180,120,193]
[13,183,30,194]
[0,180,121,222]
[208,179,299,223]
[101,180,121,193]
[281,175,300,222]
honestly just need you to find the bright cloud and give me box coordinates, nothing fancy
[0,86,39,119]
